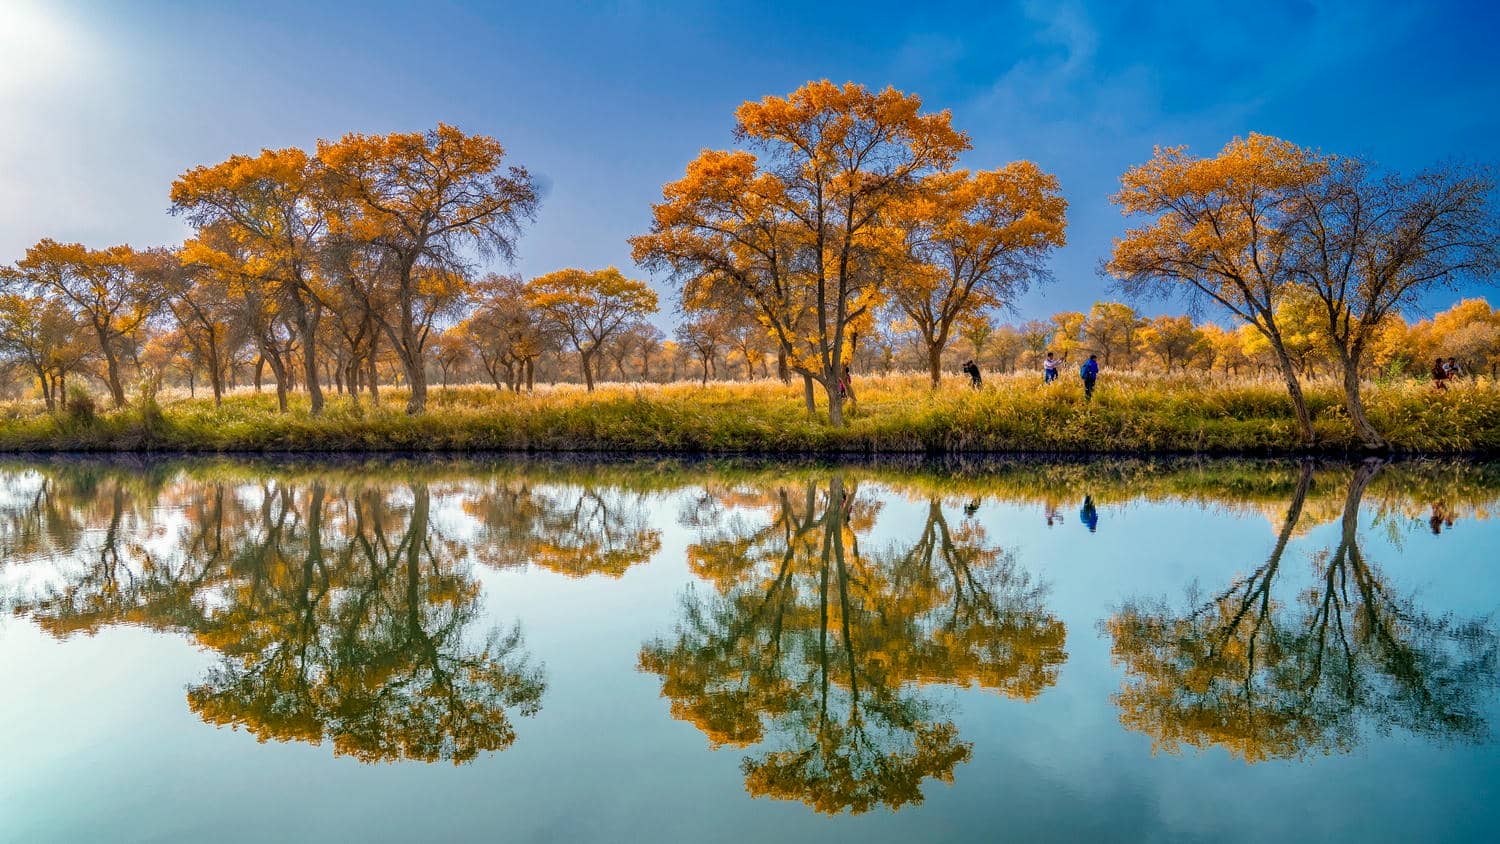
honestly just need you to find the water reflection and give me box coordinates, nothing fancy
[1105,460,1500,762]
[640,475,1066,814]
[2,467,546,764]
[2,456,1499,797]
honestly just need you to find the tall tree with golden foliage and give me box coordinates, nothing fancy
[1108,134,1328,444]
[889,163,1067,385]
[317,124,538,413]
[1286,159,1500,448]
[636,81,970,425]
[170,148,331,414]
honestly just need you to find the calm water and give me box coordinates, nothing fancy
[2,457,1498,843]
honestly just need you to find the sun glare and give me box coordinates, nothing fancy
[0,2,79,94]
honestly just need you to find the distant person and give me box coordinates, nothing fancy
[1079,495,1098,532]
[1447,357,1463,379]
[962,360,982,388]
[1043,352,1060,384]
[1432,357,1449,390]
[1079,355,1100,401]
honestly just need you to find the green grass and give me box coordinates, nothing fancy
[2,372,1498,454]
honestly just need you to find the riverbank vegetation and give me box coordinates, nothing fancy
[1,371,1496,454]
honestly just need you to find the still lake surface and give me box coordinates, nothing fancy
[1,456,1497,843]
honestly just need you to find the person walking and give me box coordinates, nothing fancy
[1432,357,1449,390]
[1043,352,1059,384]
[1447,357,1463,379]
[962,360,982,388]
[1079,354,1100,402]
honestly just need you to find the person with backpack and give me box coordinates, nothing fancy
[1079,355,1100,402]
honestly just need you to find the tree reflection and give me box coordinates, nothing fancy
[5,470,545,765]
[463,478,661,577]
[1106,460,1500,762]
[639,476,1065,814]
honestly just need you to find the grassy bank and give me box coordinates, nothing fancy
[2,372,1498,454]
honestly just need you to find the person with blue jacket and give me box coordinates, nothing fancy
[1079,354,1099,402]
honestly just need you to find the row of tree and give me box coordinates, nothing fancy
[0,126,660,415]
[2,83,1496,444]
[632,86,1498,444]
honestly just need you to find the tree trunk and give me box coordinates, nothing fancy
[825,377,844,427]
[927,344,943,388]
[400,348,427,414]
[37,369,54,412]
[209,349,224,408]
[802,373,816,416]
[579,349,596,391]
[287,294,324,415]
[254,356,264,392]
[778,348,791,384]
[1339,348,1386,449]
[97,329,127,407]
[1269,338,1315,446]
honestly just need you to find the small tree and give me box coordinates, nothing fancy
[526,268,659,390]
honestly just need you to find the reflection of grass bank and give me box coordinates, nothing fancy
[6,454,1497,532]
[3,372,1499,454]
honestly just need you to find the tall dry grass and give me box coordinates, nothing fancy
[0,371,1496,454]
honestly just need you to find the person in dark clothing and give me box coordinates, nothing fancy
[1432,357,1449,390]
[1079,495,1098,532]
[1079,355,1099,401]
[962,360,982,388]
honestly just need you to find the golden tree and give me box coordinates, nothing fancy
[0,289,89,411]
[317,124,539,413]
[1107,134,1329,443]
[888,163,1067,385]
[171,147,332,414]
[635,81,970,424]
[525,267,659,390]
[5,239,157,407]
[1138,314,1206,372]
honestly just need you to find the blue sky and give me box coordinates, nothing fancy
[2,0,1498,325]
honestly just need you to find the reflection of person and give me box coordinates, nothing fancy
[964,498,980,517]
[962,360,982,388]
[1080,355,1099,402]
[1043,352,1059,384]
[1079,495,1098,532]
[1430,502,1455,535]
[1044,498,1061,527]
